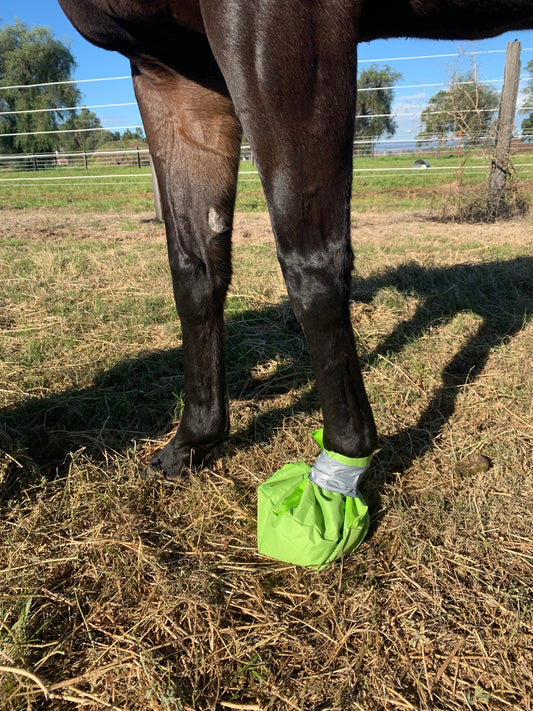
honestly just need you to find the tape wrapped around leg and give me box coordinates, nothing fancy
[257,430,372,569]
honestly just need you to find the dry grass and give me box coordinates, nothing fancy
[438,177,531,223]
[0,206,532,710]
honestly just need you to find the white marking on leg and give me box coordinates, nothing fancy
[208,207,227,234]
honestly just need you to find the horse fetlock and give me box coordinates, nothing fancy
[323,424,377,462]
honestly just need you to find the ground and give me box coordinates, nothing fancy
[0,206,532,710]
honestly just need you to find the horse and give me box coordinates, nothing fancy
[58,0,533,482]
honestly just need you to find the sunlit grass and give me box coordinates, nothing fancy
[2,151,532,212]
[0,156,532,710]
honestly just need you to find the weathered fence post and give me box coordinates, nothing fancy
[136,147,141,169]
[149,155,163,222]
[488,40,521,215]
[83,152,88,171]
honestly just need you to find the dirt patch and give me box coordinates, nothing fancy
[233,212,274,245]
[2,206,532,253]
[0,208,162,243]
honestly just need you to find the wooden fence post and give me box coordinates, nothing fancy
[149,155,163,222]
[488,40,521,215]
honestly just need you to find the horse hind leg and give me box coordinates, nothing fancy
[132,58,242,481]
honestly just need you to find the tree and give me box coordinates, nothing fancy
[0,20,81,154]
[355,64,402,156]
[417,71,499,156]
[520,58,533,140]
[121,127,146,142]
[57,107,123,152]
[417,90,456,157]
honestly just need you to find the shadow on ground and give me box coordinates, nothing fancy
[1,255,531,506]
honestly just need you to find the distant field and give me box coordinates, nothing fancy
[1,202,531,710]
[1,150,533,212]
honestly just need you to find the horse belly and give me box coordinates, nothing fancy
[360,0,533,41]
[58,0,205,56]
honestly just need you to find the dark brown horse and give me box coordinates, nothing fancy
[58,0,532,481]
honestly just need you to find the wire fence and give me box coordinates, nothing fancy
[2,45,533,189]
[4,156,533,188]
[0,148,150,171]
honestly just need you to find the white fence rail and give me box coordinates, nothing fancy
[0,148,150,172]
[2,45,533,189]
[0,145,257,173]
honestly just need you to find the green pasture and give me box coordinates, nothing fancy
[2,151,533,212]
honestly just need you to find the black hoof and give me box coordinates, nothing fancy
[140,461,179,485]
[141,436,228,484]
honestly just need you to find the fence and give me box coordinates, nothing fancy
[0,148,151,172]
[2,44,533,192]
[0,144,269,172]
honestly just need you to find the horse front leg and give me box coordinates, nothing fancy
[202,0,377,461]
[132,58,241,480]
[268,168,378,460]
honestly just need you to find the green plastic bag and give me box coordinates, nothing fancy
[257,430,371,569]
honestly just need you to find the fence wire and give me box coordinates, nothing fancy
[1,45,533,188]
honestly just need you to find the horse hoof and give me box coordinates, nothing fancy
[141,461,183,485]
[140,445,190,484]
[141,436,228,484]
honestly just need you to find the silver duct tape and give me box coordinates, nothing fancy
[308,449,369,498]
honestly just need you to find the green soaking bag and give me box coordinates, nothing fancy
[257,430,371,569]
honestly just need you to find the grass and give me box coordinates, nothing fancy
[0,191,532,709]
[2,150,533,212]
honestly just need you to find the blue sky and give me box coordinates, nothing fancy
[2,0,533,144]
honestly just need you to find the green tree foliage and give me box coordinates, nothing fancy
[520,59,533,140]
[121,128,146,142]
[60,123,147,154]
[355,64,402,153]
[417,72,499,154]
[417,89,456,156]
[58,107,127,152]
[0,20,80,154]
